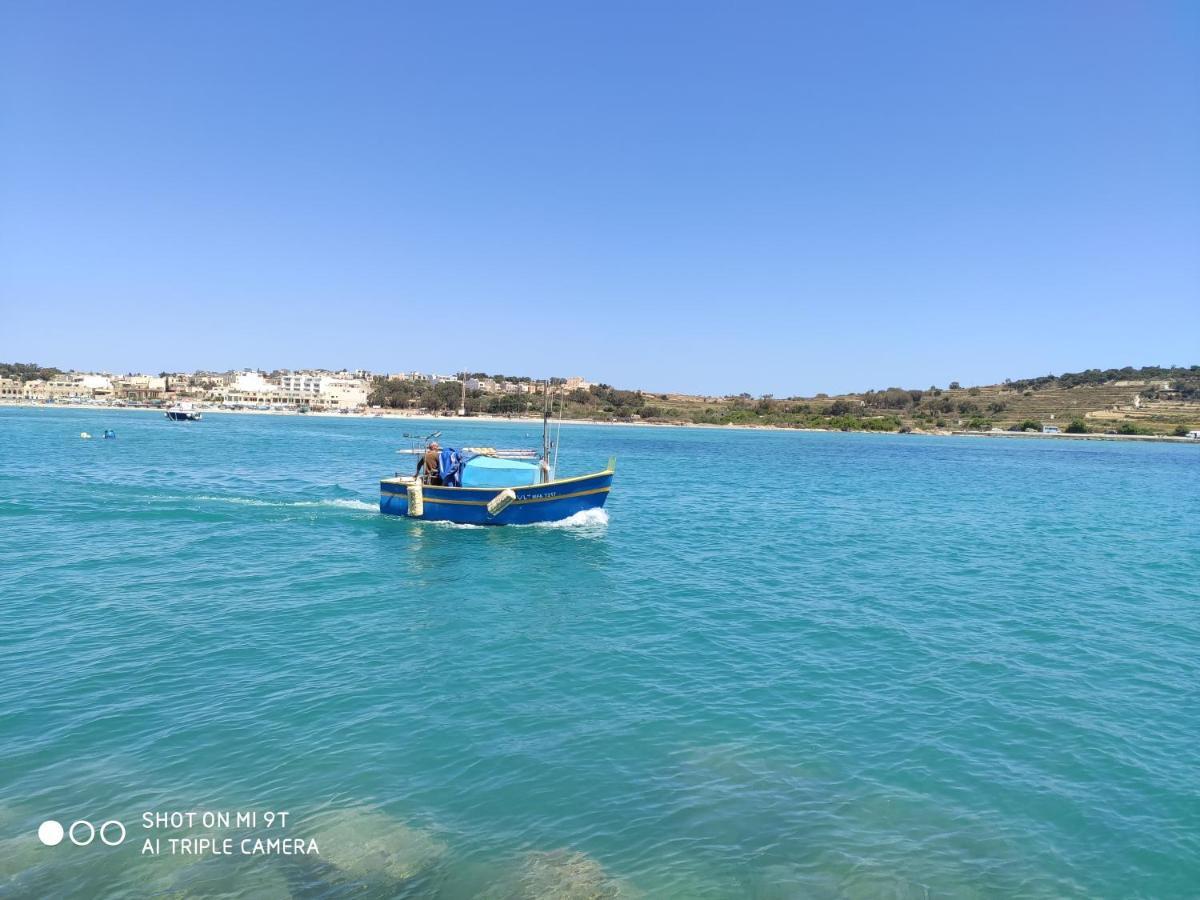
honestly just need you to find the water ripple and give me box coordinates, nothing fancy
[0,410,1197,897]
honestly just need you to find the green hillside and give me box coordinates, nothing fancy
[555,366,1200,435]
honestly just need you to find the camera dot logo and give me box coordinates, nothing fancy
[38,820,65,846]
[38,819,126,847]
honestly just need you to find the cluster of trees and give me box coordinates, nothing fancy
[0,362,62,382]
[679,405,902,431]
[368,378,465,412]
[856,388,924,410]
[564,384,646,417]
[368,378,548,415]
[369,376,583,416]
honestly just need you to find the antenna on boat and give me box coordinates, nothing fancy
[402,430,441,442]
[399,429,442,458]
[552,380,564,477]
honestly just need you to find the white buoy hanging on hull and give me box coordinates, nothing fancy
[406,479,424,517]
[486,488,516,518]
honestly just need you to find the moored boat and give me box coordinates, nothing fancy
[165,402,202,421]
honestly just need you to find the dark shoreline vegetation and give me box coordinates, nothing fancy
[5,363,1199,436]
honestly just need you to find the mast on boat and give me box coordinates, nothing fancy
[541,379,551,482]
[537,378,567,483]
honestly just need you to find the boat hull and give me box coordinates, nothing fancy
[380,468,613,525]
[165,411,202,421]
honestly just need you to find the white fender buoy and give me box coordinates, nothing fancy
[406,480,424,517]
[487,488,517,518]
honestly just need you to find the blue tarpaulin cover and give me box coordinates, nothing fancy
[460,455,540,488]
[439,448,465,487]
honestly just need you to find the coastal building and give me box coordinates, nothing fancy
[78,374,114,394]
[220,387,280,405]
[274,371,368,410]
[164,373,197,394]
[214,371,279,405]
[387,371,459,384]
[564,376,593,392]
[466,377,501,394]
[23,379,68,400]
[112,375,167,402]
[315,373,368,410]
[0,378,23,399]
[186,373,225,396]
[230,371,273,393]
[278,372,324,403]
[22,373,115,401]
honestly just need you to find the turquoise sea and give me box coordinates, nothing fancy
[1,406,1197,899]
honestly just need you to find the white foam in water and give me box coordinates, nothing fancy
[532,508,610,529]
[429,508,610,530]
[150,495,376,511]
[304,498,376,511]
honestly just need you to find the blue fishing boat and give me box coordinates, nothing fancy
[380,459,615,525]
[379,384,615,525]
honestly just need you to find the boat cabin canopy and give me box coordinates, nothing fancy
[460,455,541,488]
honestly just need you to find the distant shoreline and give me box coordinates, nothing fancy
[3,400,1197,445]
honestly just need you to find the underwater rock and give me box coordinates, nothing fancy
[494,848,640,900]
[309,807,446,883]
[156,861,292,900]
[0,833,46,881]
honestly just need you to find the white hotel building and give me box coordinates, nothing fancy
[277,372,368,410]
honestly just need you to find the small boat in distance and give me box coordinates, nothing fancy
[379,383,614,525]
[165,402,202,422]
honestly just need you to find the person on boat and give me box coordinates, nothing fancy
[415,441,442,485]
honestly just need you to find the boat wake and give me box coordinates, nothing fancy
[535,508,610,529]
[430,508,610,531]
[150,495,376,512]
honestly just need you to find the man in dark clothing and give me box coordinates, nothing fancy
[415,441,441,485]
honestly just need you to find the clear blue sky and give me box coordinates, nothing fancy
[2,1,1197,396]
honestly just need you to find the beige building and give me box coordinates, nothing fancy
[466,377,500,394]
[277,372,324,404]
[112,375,167,402]
[22,379,75,400]
[315,374,368,410]
[565,376,593,392]
[276,371,368,410]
